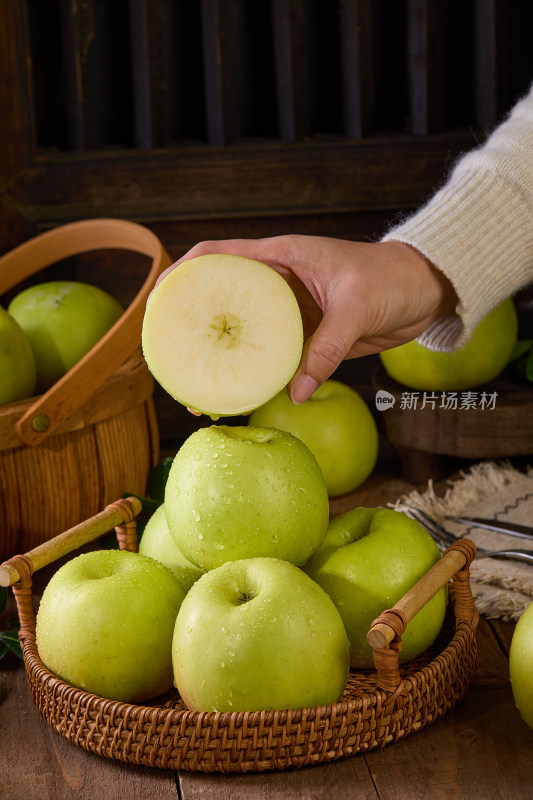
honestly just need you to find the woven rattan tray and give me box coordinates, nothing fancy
[0,498,479,774]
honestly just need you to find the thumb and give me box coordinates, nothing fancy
[288,307,357,404]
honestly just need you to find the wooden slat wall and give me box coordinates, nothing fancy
[2,0,533,254]
[57,0,88,151]
[201,0,240,145]
[474,0,506,130]
[407,0,445,135]
[271,0,309,142]
[129,0,168,149]
[339,0,375,138]
[24,0,533,149]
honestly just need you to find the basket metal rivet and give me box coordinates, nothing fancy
[32,414,50,433]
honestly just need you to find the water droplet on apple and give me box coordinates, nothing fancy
[192,509,201,521]
[306,616,315,626]
[216,443,226,450]
[195,468,203,477]
[220,661,226,668]
[271,534,279,543]
[186,625,193,634]
[228,650,235,658]
[221,626,228,634]
[226,483,234,489]
[194,452,202,461]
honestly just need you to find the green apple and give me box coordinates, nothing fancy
[9,281,123,392]
[141,253,303,417]
[0,306,36,404]
[249,379,378,497]
[379,298,518,391]
[304,507,447,669]
[172,556,350,712]
[509,601,533,730]
[35,549,185,703]
[139,504,205,594]
[164,425,330,571]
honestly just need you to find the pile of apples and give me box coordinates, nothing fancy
[0,281,123,404]
[36,424,447,712]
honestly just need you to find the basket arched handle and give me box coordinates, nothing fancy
[0,219,173,446]
[367,539,478,692]
[0,497,142,637]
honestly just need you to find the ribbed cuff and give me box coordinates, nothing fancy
[382,163,533,351]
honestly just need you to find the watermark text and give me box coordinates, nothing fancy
[376,390,498,411]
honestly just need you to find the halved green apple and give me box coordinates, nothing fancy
[142,254,304,417]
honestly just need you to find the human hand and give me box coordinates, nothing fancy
[158,235,457,406]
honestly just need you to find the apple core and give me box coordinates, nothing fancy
[141,253,304,416]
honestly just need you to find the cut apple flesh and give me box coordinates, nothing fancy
[142,254,304,416]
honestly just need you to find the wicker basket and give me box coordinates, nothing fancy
[0,499,480,774]
[0,219,173,559]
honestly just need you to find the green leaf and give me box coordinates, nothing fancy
[514,351,533,383]
[0,629,23,660]
[125,493,162,514]
[146,456,175,503]
[100,454,174,550]
[0,642,8,660]
[510,339,532,362]
[526,350,533,382]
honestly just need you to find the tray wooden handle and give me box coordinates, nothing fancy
[0,219,173,447]
[0,496,143,588]
[367,538,478,693]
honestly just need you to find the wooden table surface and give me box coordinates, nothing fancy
[1,467,532,800]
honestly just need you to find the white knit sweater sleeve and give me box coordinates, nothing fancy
[381,81,533,351]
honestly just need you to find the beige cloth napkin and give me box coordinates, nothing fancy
[393,461,533,621]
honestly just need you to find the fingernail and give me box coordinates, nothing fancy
[290,374,318,405]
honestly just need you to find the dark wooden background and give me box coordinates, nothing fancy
[2,0,533,449]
